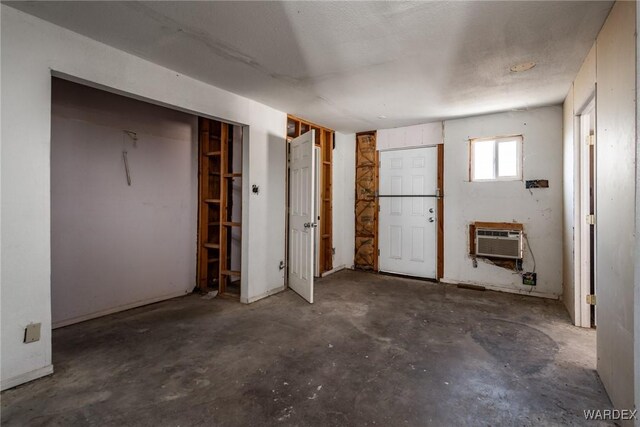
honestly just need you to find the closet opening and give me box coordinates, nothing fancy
[197,118,244,299]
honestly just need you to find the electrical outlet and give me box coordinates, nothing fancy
[24,323,41,343]
[522,272,537,286]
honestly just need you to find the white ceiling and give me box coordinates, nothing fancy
[7,1,613,132]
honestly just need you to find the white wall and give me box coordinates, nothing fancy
[593,0,635,412]
[562,86,576,323]
[562,43,596,327]
[1,5,287,390]
[332,132,356,270]
[442,107,563,299]
[50,79,198,327]
[377,122,443,151]
[635,1,640,416]
[563,1,636,411]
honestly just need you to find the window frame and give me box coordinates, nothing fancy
[469,135,523,182]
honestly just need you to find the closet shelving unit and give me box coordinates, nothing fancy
[198,117,242,298]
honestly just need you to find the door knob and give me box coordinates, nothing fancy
[428,217,435,223]
[304,222,318,228]
[429,208,434,213]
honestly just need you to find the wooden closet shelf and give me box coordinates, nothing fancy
[323,161,331,165]
[221,270,241,276]
[205,151,221,157]
[222,222,242,227]
[207,257,219,264]
[322,234,330,239]
[223,173,243,178]
[200,132,221,140]
[204,199,221,204]
[203,243,220,249]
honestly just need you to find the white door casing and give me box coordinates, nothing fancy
[288,130,315,303]
[379,147,438,278]
[577,100,596,328]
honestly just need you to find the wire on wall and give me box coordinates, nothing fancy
[122,130,138,186]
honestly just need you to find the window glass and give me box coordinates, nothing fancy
[473,140,495,180]
[470,136,522,182]
[498,139,517,177]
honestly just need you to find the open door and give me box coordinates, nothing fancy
[288,130,316,303]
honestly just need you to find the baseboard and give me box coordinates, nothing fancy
[440,277,560,300]
[53,289,191,329]
[1,364,54,391]
[321,265,348,277]
[241,285,286,304]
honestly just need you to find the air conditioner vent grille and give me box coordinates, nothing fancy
[475,228,523,259]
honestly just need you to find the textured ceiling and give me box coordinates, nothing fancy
[6,1,613,132]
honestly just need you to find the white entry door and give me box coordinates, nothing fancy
[379,147,438,278]
[288,130,316,303]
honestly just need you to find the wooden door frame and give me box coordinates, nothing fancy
[437,144,444,280]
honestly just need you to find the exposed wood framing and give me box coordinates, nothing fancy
[354,131,378,271]
[197,117,241,298]
[286,115,334,275]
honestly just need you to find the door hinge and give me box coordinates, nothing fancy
[586,294,596,305]
[377,249,380,256]
[586,214,595,225]
[587,134,595,146]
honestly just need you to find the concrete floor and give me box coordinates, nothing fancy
[2,270,612,426]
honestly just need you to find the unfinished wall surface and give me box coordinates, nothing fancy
[50,79,197,327]
[442,106,563,298]
[1,5,286,390]
[354,133,378,270]
[594,0,636,412]
[333,132,356,270]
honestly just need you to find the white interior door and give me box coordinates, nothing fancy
[379,147,438,278]
[288,130,315,303]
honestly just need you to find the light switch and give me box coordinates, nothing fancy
[24,323,41,343]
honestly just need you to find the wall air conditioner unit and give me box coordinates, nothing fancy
[475,228,523,259]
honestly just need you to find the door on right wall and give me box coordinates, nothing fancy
[379,147,438,278]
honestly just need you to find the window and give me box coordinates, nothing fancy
[470,135,522,181]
